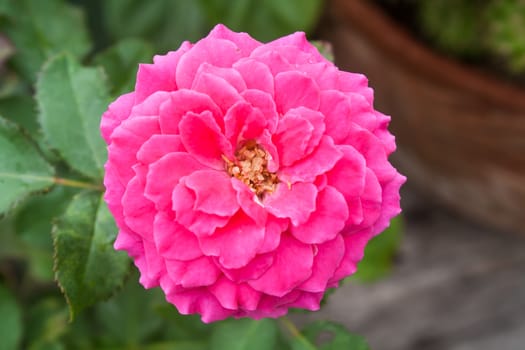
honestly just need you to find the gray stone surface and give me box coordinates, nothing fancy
[293,185,525,350]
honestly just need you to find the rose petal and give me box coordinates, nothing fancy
[184,170,239,217]
[231,178,267,227]
[192,72,243,113]
[299,235,345,292]
[224,102,266,146]
[257,216,287,254]
[198,213,265,269]
[159,89,222,134]
[136,134,183,165]
[122,175,155,237]
[241,89,279,133]
[290,186,348,244]
[219,253,274,282]
[207,24,260,56]
[176,37,242,89]
[330,228,374,284]
[273,112,313,167]
[162,285,233,323]
[172,182,230,236]
[135,41,191,103]
[274,71,320,114]
[372,172,405,235]
[108,116,160,182]
[280,136,342,184]
[165,256,220,288]
[179,111,232,169]
[195,63,247,93]
[233,58,274,95]
[267,31,325,62]
[100,92,135,143]
[248,235,313,297]
[264,182,317,226]
[144,152,205,211]
[209,277,262,311]
[154,211,202,261]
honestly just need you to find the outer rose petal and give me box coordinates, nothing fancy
[274,71,320,114]
[209,277,261,311]
[299,235,345,292]
[135,41,191,103]
[176,36,242,89]
[248,235,314,297]
[233,58,274,95]
[165,256,220,288]
[100,92,135,143]
[154,212,202,261]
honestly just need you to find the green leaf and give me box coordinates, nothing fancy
[1,0,91,82]
[93,38,154,96]
[0,94,58,162]
[294,321,369,350]
[352,216,403,283]
[210,318,279,350]
[0,283,23,350]
[0,117,54,214]
[53,191,130,320]
[15,186,77,281]
[36,54,110,180]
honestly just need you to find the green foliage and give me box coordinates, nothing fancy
[0,283,23,350]
[352,216,403,282]
[53,191,130,320]
[0,0,91,82]
[36,54,110,180]
[0,117,54,214]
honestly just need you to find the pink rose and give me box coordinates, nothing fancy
[101,24,405,322]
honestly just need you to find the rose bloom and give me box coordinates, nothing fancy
[101,24,405,322]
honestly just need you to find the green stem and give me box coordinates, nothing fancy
[53,177,103,191]
[280,316,316,350]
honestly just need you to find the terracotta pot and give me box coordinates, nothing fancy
[322,0,525,233]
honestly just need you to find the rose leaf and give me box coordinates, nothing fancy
[0,117,54,214]
[36,54,110,180]
[53,191,130,320]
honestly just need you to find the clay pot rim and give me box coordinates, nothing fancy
[329,0,525,110]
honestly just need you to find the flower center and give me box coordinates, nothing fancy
[223,140,279,199]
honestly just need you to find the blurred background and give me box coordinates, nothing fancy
[1,0,524,349]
